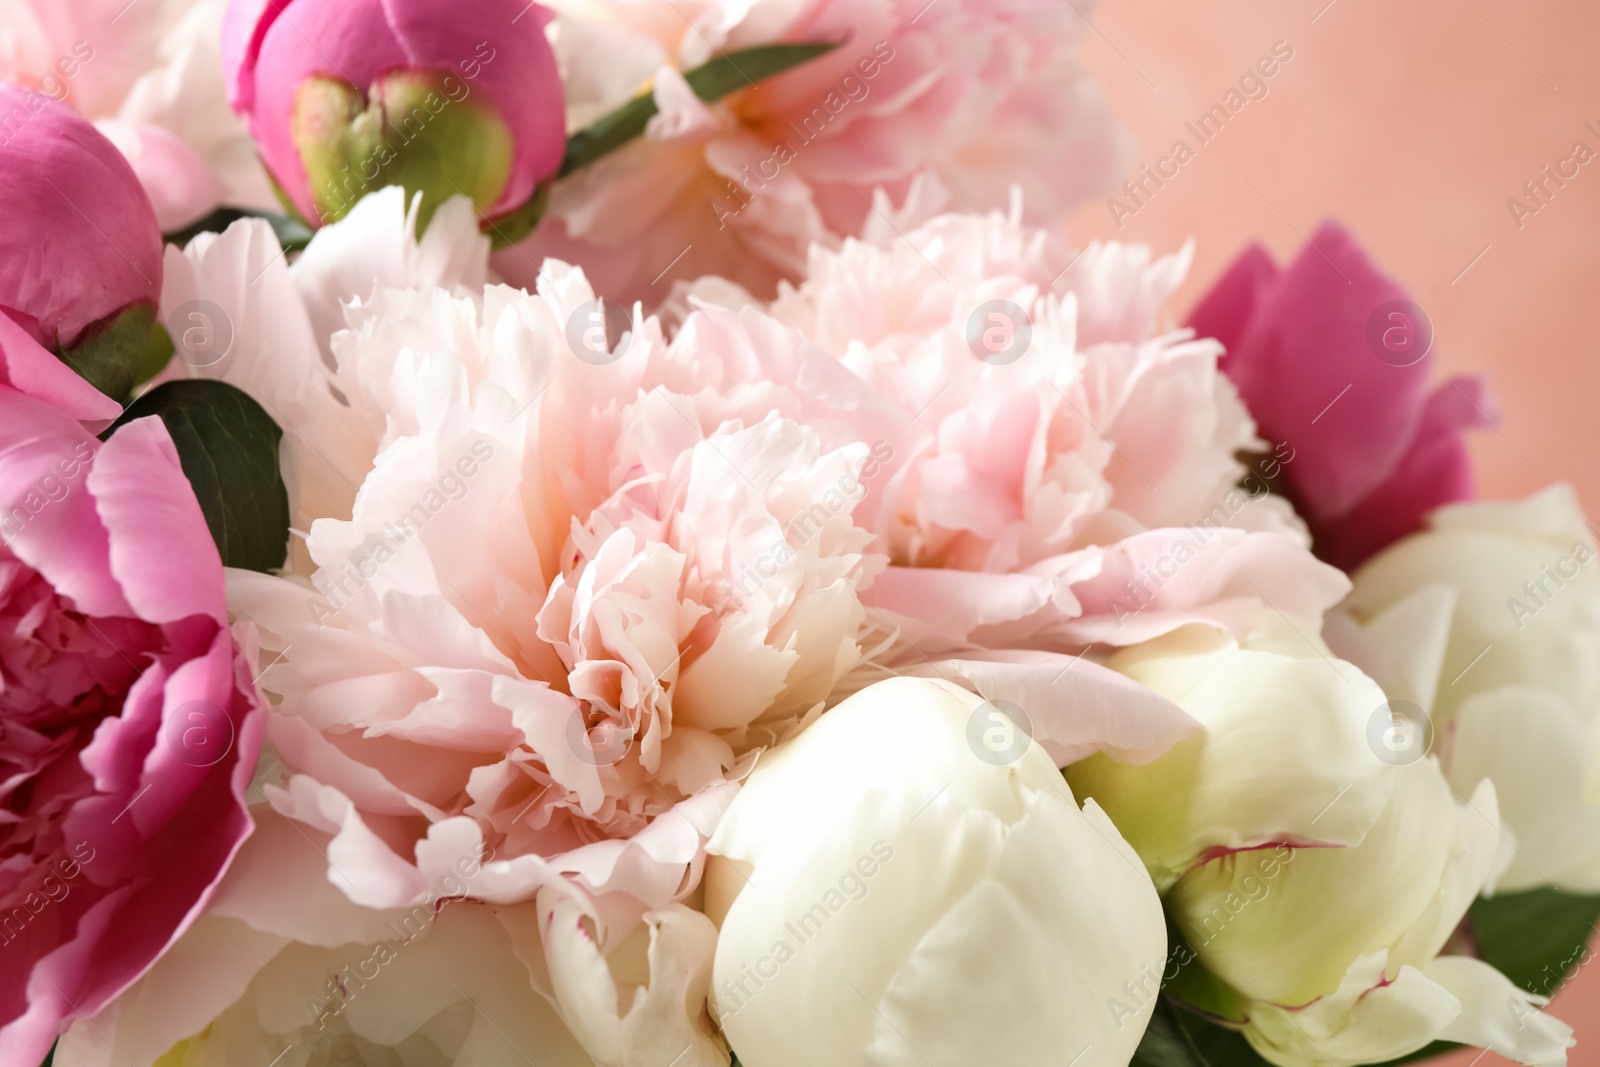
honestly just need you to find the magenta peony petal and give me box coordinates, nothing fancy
[0,386,129,618]
[1312,376,1498,570]
[88,417,226,626]
[1190,220,1490,568]
[0,312,121,424]
[0,390,263,1063]
[0,85,162,349]
[1188,241,1277,360]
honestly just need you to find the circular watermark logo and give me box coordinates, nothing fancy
[1365,299,1433,368]
[1366,698,1433,765]
[964,299,1032,366]
[565,299,632,367]
[164,699,235,768]
[966,699,1034,765]
[567,702,634,767]
[166,299,234,368]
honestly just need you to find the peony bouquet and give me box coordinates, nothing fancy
[0,2,1594,1066]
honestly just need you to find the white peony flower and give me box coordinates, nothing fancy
[1338,485,1600,893]
[1069,618,1573,1067]
[704,676,1168,1067]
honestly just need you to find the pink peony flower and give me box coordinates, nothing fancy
[0,84,161,355]
[1,0,275,229]
[751,196,1350,737]
[0,387,264,1066]
[221,0,567,228]
[498,0,1126,309]
[1188,220,1496,571]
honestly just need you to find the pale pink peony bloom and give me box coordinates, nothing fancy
[498,0,1127,309]
[1,0,275,229]
[0,388,264,1066]
[752,196,1348,711]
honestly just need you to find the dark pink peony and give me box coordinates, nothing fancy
[0,387,263,1065]
[1189,220,1495,570]
[0,84,162,356]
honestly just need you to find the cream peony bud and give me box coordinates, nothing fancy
[1069,619,1573,1067]
[703,677,1167,1067]
[1343,486,1600,893]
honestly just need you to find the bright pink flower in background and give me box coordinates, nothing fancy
[503,0,1126,310]
[0,84,161,354]
[1188,220,1496,571]
[221,0,566,226]
[0,388,263,1066]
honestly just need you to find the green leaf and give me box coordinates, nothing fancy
[164,207,314,254]
[561,40,840,177]
[40,1040,55,1067]
[108,380,290,572]
[1470,887,1600,997]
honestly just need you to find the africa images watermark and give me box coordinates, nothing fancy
[1506,120,1600,231]
[1505,538,1594,629]
[1106,40,1296,229]
[1,841,98,949]
[710,40,897,229]
[716,840,897,1021]
[0,40,95,147]
[0,441,94,546]
[307,440,495,624]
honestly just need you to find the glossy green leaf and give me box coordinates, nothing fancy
[108,380,290,572]
[1470,887,1600,997]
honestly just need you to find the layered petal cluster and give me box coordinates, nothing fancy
[1189,220,1496,570]
[502,0,1127,308]
[1337,486,1600,893]
[0,0,273,229]
[1068,618,1573,1067]
[0,389,263,1066]
[706,677,1168,1067]
[229,264,885,917]
[742,196,1342,762]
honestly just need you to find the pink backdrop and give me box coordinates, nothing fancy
[1062,0,1600,1061]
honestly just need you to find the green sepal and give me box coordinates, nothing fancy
[56,303,158,404]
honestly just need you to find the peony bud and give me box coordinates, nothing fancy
[1069,621,1573,1067]
[704,677,1167,1067]
[221,0,565,239]
[1342,486,1600,894]
[0,82,162,405]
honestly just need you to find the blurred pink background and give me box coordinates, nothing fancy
[1061,1,1600,1061]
